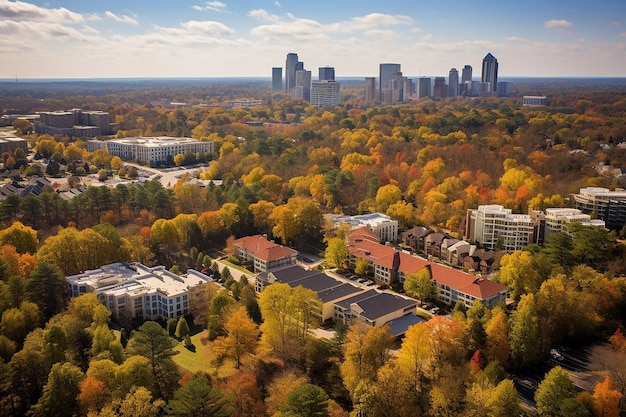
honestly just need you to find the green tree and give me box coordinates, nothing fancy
[166,374,232,417]
[569,223,615,271]
[509,294,542,369]
[26,262,67,320]
[175,317,190,340]
[29,361,85,417]
[403,267,436,302]
[324,237,348,270]
[543,232,575,270]
[207,291,233,341]
[127,321,179,399]
[535,366,582,417]
[278,384,329,417]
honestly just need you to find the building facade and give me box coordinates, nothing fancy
[35,109,117,137]
[272,67,282,90]
[285,52,298,94]
[574,187,626,230]
[318,66,335,81]
[543,208,605,239]
[232,235,298,273]
[433,77,447,99]
[448,68,459,97]
[311,80,341,107]
[328,213,399,243]
[87,136,214,166]
[417,77,431,98]
[379,63,401,101]
[523,96,549,106]
[364,77,376,103]
[67,262,212,322]
[481,53,498,93]
[466,205,534,251]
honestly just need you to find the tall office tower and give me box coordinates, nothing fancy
[294,69,312,101]
[319,66,335,81]
[364,77,376,103]
[433,77,447,99]
[461,65,472,83]
[296,61,304,71]
[379,63,401,100]
[497,81,509,97]
[285,53,298,93]
[272,67,282,90]
[390,72,404,103]
[461,65,473,96]
[448,68,459,97]
[481,53,498,93]
[311,80,341,107]
[417,77,431,98]
[403,77,413,100]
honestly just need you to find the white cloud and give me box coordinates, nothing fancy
[105,11,138,25]
[0,0,83,23]
[364,29,397,38]
[544,19,572,29]
[193,1,227,13]
[248,10,412,41]
[505,36,529,42]
[181,20,234,36]
[274,1,282,7]
[410,27,423,33]
[0,19,94,41]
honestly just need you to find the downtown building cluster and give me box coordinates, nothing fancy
[366,53,507,105]
[272,52,341,108]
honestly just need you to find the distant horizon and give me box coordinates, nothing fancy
[3,75,626,83]
[1,1,625,79]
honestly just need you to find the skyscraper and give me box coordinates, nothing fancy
[481,53,498,93]
[379,63,401,101]
[461,65,473,96]
[417,77,431,98]
[461,65,472,83]
[295,69,311,101]
[364,77,376,103]
[319,67,335,81]
[433,77,447,99]
[448,68,459,97]
[285,53,298,93]
[272,67,282,90]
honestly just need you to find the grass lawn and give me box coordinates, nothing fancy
[173,330,234,377]
[220,259,253,275]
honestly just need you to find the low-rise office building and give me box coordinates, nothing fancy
[87,136,214,166]
[233,235,298,278]
[66,262,212,322]
[327,213,398,243]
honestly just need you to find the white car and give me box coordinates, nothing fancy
[549,349,564,361]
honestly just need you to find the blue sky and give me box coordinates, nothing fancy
[1,0,625,78]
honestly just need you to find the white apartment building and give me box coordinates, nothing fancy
[310,81,341,107]
[67,262,212,321]
[466,205,534,251]
[328,213,399,243]
[87,136,214,166]
[544,208,605,239]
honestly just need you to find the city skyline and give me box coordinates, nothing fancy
[1,0,626,79]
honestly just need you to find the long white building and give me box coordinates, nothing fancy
[544,208,605,239]
[327,213,398,243]
[67,262,212,322]
[87,136,214,166]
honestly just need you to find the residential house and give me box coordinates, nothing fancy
[401,226,434,253]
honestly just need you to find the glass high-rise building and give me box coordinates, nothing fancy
[319,66,335,81]
[448,68,459,97]
[379,63,401,100]
[481,53,498,93]
[364,77,376,103]
[272,67,282,90]
[285,53,298,93]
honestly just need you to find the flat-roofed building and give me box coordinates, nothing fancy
[544,208,605,239]
[66,262,212,322]
[466,205,534,251]
[87,136,214,166]
[573,187,626,230]
[523,96,548,106]
[35,109,117,137]
[311,80,340,108]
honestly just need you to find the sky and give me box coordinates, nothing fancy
[1,0,625,79]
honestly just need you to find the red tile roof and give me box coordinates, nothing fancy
[429,263,507,299]
[233,235,297,262]
[347,227,380,245]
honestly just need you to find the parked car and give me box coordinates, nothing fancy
[364,280,375,286]
[429,307,441,315]
[549,348,564,361]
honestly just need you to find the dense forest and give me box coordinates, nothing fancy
[1,80,626,416]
